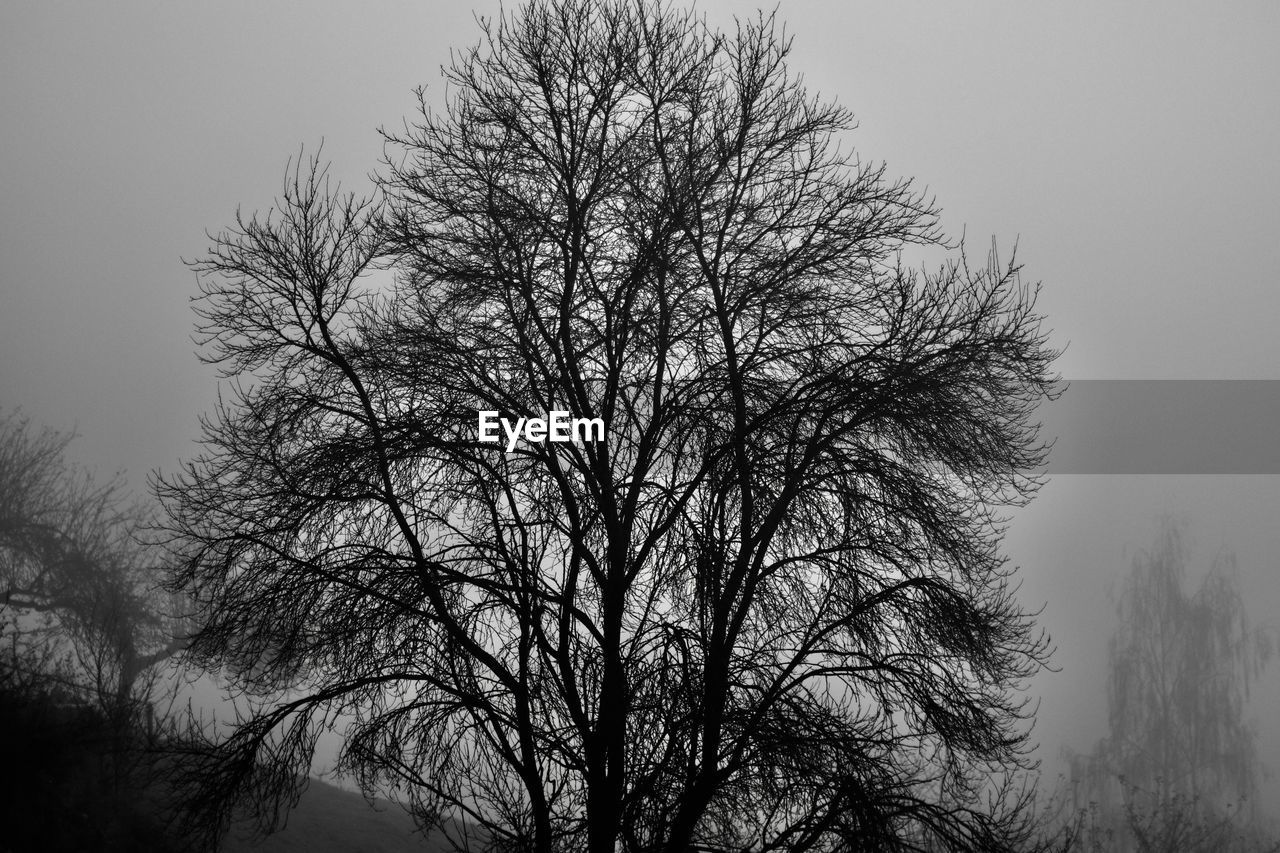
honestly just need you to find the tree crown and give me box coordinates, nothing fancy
[162,3,1059,851]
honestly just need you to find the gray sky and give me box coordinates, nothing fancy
[4,0,1279,786]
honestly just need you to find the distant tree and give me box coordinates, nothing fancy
[0,411,182,729]
[1065,517,1277,852]
[160,2,1059,851]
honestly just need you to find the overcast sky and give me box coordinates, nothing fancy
[4,0,1279,783]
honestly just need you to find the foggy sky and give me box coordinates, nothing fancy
[3,0,1279,786]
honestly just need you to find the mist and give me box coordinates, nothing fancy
[3,1,1278,849]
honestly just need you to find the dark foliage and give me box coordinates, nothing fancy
[0,660,182,852]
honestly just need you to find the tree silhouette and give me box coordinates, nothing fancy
[159,2,1059,851]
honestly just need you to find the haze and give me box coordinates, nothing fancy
[3,0,1279,822]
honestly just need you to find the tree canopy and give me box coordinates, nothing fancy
[160,2,1059,851]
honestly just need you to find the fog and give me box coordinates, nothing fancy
[3,0,1278,846]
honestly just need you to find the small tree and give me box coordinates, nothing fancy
[161,2,1059,851]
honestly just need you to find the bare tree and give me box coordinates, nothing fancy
[160,2,1059,851]
[1064,518,1277,852]
[0,411,182,728]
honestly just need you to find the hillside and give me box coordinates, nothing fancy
[222,779,450,853]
